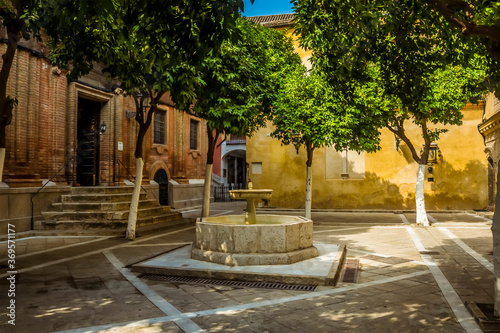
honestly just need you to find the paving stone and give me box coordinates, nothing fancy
[0,206,494,332]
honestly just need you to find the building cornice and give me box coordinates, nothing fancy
[479,111,500,136]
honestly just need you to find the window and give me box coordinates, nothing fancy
[325,148,365,180]
[190,119,198,150]
[153,110,166,145]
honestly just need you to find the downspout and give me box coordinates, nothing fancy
[113,90,118,185]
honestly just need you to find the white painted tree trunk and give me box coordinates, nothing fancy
[415,164,430,226]
[305,166,312,220]
[201,164,213,218]
[0,148,5,183]
[126,158,144,240]
[492,164,500,316]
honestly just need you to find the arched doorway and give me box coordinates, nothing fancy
[222,149,246,186]
[154,169,169,206]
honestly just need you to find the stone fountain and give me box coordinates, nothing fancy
[191,181,319,266]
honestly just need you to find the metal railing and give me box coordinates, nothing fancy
[117,159,146,193]
[30,164,65,230]
[214,183,245,202]
[212,173,222,185]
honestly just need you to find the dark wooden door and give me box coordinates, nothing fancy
[154,169,169,206]
[77,98,101,186]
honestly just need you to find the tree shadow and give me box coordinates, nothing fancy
[308,157,488,211]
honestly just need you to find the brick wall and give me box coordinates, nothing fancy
[1,44,208,187]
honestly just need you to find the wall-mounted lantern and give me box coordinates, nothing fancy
[125,110,136,119]
[136,92,151,109]
[394,126,402,151]
[395,134,401,151]
[100,121,107,134]
[420,142,442,163]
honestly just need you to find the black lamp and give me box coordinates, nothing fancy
[394,126,402,151]
[100,121,107,134]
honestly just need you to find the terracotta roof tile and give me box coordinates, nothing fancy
[247,14,295,28]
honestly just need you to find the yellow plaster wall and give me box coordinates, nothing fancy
[247,103,488,210]
[276,26,312,68]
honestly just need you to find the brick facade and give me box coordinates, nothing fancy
[1,42,208,191]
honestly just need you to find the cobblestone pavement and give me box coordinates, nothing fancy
[0,202,494,332]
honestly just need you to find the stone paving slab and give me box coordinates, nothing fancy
[0,205,495,332]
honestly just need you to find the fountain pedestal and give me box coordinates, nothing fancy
[228,189,272,224]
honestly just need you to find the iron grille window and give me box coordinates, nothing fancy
[154,110,166,144]
[190,119,198,150]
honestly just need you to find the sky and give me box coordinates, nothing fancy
[242,0,294,17]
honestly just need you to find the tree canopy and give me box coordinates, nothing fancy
[190,17,301,143]
[42,0,243,104]
[293,0,488,225]
[271,66,384,163]
[424,0,500,61]
[293,0,488,162]
[42,0,245,238]
[188,17,300,217]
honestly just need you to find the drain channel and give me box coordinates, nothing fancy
[139,274,317,291]
[341,259,359,283]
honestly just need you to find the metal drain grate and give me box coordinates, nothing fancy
[341,259,359,283]
[419,251,440,255]
[139,274,317,291]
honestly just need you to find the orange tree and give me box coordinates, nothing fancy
[293,0,487,226]
[44,0,245,239]
[188,18,301,217]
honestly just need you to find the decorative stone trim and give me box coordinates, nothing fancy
[154,144,167,155]
[479,111,500,136]
[51,66,62,75]
[189,151,201,158]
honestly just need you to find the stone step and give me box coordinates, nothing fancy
[61,192,148,203]
[37,185,178,233]
[136,212,182,226]
[34,212,184,231]
[41,206,171,221]
[70,186,136,195]
[52,199,160,212]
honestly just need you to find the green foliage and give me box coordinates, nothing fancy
[191,18,301,137]
[293,0,488,163]
[271,66,384,157]
[40,0,244,160]
[42,0,243,108]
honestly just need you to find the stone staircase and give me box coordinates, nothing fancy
[35,186,185,234]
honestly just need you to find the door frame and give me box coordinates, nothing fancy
[67,83,114,186]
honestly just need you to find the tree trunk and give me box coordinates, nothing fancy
[201,164,213,217]
[0,147,5,182]
[126,158,143,240]
[305,165,312,220]
[201,126,217,218]
[415,164,430,226]
[124,92,160,240]
[305,141,314,220]
[492,164,500,316]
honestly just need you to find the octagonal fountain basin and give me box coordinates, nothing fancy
[191,214,318,266]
